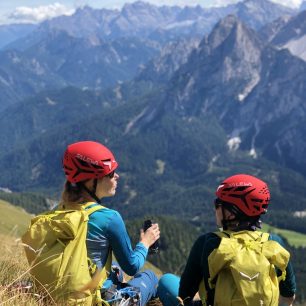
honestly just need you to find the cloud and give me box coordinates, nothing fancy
[8,2,75,24]
[146,0,302,8]
[270,0,303,8]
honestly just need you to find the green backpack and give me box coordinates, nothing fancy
[207,230,290,306]
[21,202,111,305]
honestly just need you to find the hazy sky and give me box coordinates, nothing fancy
[0,0,303,25]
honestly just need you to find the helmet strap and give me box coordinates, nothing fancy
[80,179,101,204]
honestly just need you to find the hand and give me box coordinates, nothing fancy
[140,223,160,249]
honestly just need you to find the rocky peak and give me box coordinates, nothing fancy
[258,15,291,43]
[236,0,296,29]
[176,5,205,21]
[121,1,165,22]
[204,15,262,58]
[137,38,200,83]
[271,10,306,61]
[272,10,306,45]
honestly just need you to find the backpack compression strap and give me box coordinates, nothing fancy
[83,202,112,284]
[79,202,112,304]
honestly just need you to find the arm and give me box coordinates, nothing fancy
[179,236,205,303]
[106,211,148,276]
[269,234,297,301]
[279,260,296,304]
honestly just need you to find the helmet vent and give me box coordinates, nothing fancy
[235,186,250,191]
[259,186,269,194]
[63,165,73,171]
[251,198,263,203]
[222,187,234,191]
[78,159,91,167]
[91,163,104,170]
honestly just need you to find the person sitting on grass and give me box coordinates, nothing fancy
[157,174,296,306]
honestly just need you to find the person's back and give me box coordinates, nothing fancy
[158,174,296,306]
[208,230,290,306]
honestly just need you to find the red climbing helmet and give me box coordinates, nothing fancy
[62,141,118,183]
[215,174,270,217]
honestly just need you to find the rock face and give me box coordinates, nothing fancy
[234,0,295,29]
[0,24,37,49]
[136,15,306,175]
[271,10,306,61]
[137,38,200,84]
[258,15,292,43]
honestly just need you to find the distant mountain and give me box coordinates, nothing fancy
[0,0,298,110]
[134,15,306,177]
[271,10,306,61]
[258,15,292,43]
[234,0,295,29]
[137,38,200,83]
[0,29,160,110]
[0,23,36,49]
[0,87,108,153]
[1,14,306,194]
[0,81,153,155]
[0,48,64,111]
[138,15,263,119]
[6,0,296,51]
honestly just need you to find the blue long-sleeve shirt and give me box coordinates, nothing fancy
[86,207,148,278]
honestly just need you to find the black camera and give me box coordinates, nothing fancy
[143,219,159,254]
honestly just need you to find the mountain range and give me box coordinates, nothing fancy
[0,1,306,301]
[0,0,305,237]
[0,0,300,109]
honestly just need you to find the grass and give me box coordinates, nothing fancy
[0,200,163,305]
[262,223,306,248]
[0,199,305,304]
[0,199,32,236]
[0,233,45,305]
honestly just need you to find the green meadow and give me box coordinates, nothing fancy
[262,223,306,248]
[0,199,32,237]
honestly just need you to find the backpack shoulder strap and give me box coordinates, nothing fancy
[215,230,270,242]
[78,202,112,302]
[259,232,270,242]
[82,202,106,216]
[213,231,230,238]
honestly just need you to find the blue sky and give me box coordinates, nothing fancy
[0,0,303,25]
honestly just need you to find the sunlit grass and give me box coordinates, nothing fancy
[0,199,32,236]
[0,233,45,305]
[262,223,306,248]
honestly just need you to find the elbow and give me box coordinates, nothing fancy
[124,265,140,276]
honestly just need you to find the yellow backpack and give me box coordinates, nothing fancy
[207,231,290,306]
[21,202,111,305]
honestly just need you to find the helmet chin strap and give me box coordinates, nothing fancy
[80,179,102,204]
